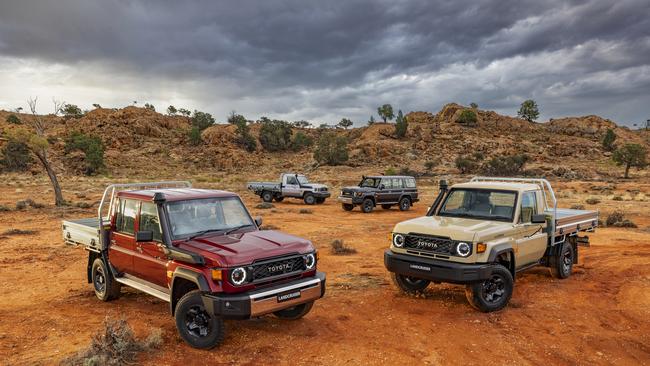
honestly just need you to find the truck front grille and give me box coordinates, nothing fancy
[250,255,306,282]
[403,234,454,255]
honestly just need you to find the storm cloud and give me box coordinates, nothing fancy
[1,0,649,126]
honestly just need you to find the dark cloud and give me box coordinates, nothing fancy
[0,0,648,126]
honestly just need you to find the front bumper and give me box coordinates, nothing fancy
[384,250,494,284]
[202,272,326,319]
[337,196,362,204]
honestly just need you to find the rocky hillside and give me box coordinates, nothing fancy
[1,104,648,180]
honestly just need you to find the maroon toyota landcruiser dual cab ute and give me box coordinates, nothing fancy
[62,181,326,349]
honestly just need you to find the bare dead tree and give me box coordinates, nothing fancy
[25,97,65,206]
[52,98,65,116]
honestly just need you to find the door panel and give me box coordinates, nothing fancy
[283,175,301,197]
[108,198,138,274]
[132,202,168,287]
[376,178,392,203]
[515,229,548,266]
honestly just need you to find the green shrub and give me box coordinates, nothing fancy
[482,154,528,175]
[191,111,215,131]
[602,128,617,151]
[166,105,177,115]
[470,102,478,109]
[6,114,21,124]
[384,167,397,175]
[457,109,477,126]
[455,156,477,174]
[394,110,408,138]
[61,104,84,119]
[227,111,247,125]
[424,160,436,171]
[0,140,32,172]
[290,131,313,151]
[338,118,353,129]
[259,119,293,151]
[144,103,155,111]
[236,122,257,152]
[188,126,202,146]
[517,99,539,122]
[314,133,349,166]
[65,132,105,175]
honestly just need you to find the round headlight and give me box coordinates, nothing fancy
[230,267,247,285]
[304,253,316,269]
[456,242,471,257]
[393,233,405,248]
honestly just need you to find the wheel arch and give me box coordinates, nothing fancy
[170,268,211,315]
[87,251,102,284]
[487,244,516,278]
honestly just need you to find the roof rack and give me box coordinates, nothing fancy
[97,181,192,233]
[470,177,557,234]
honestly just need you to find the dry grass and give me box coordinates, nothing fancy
[2,228,38,236]
[255,202,274,209]
[63,317,162,366]
[299,208,313,214]
[330,239,357,255]
[605,211,637,228]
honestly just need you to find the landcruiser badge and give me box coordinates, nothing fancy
[409,264,431,271]
[277,291,301,302]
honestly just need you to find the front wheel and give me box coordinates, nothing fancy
[175,290,225,349]
[550,241,574,279]
[465,265,513,312]
[91,258,121,301]
[304,193,316,205]
[361,198,374,213]
[273,301,314,320]
[342,203,354,211]
[399,197,411,211]
[261,191,273,203]
[391,273,430,294]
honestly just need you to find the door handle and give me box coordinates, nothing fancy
[136,246,143,253]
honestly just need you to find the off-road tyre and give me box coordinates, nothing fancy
[342,203,354,211]
[273,301,314,320]
[550,241,574,279]
[175,290,225,349]
[91,258,121,301]
[399,197,411,211]
[261,191,273,203]
[274,196,285,203]
[465,265,513,312]
[361,198,374,213]
[381,204,392,210]
[303,193,316,205]
[391,273,430,294]
[316,197,325,204]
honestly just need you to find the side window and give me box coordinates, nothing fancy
[405,178,416,188]
[286,176,298,185]
[519,192,537,223]
[139,202,162,242]
[392,178,403,189]
[381,178,392,189]
[118,199,138,235]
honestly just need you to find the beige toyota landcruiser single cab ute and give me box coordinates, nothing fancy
[384,177,598,312]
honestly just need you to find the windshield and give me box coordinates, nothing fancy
[297,175,309,184]
[166,197,254,238]
[359,177,380,188]
[438,189,517,222]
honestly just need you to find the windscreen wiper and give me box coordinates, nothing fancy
[224,224,253,236]
[185,229,224,241]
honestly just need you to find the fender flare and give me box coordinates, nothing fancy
[487,243,516,276]
[170,267,211,314]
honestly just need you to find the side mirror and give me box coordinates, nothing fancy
[135,230,154,242]
[379,184,385,190]
[255,216,263,227]
[531,214,546,224]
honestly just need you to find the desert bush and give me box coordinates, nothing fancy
[61,103,84,119]
[585,197,601,205]
[517,99,539,122]
[191,111,215,131]
[5,114,21,124]
[143,103,155,111]
[338,118,353,129]
[399,167,418,176]
[377,104,394,122]
[2,228,38,236]
[0,140,33,172]
[455,156,477,174]
[612,143,648,178]
[612,195,623,201]
[259,119,293,151]
[385,167,397,175]
[290,131,313,151]
[188,126,202,146]
[314,133,349,166]
[395,110,408,138]
[470,102,478,109]
[227,111,247,125]
[457,109,477,126]
[0,205,10,212]
[570,204,585,210]
[255,202,274,209]
[166,105,177,115]
[424,160,436,171]
[330,239,357,255]
[472,151,485,161]
[299,208,313,214]
[15,200,27,210]
[65,132,105,175]
[605,211,637,228]
[602,128,617,151]
[482,154,528,176]
[63,317,162,366]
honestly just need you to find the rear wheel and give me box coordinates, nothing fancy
[391,273,430,294]
[381,204,392,210]
[175,290,225,349]
[274,196,285,202]
[91,258,121,301]
[465,265,513,312]
[550,241,574,279]
[399,197,411,211]
[361,198,374,213]
[273,301,314,320]
[304,193,316,205]
[342,203,354,211]
[261,191,273,203]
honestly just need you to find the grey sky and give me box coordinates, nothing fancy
[1,0,649,127]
